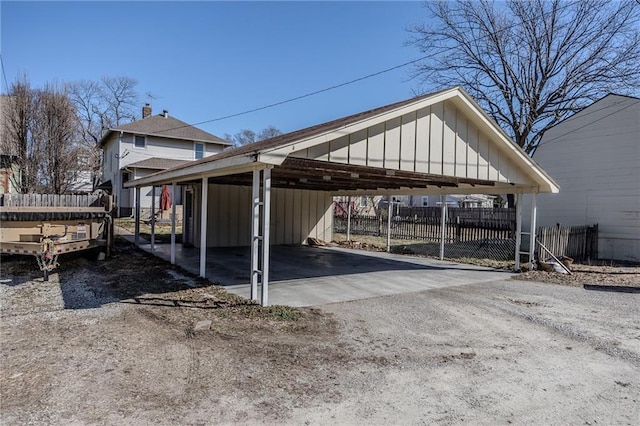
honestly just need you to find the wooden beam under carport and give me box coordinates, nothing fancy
[200,157,496,193]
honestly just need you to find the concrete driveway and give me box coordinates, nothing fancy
[139,241,514,306]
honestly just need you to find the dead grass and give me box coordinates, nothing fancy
[115,218,183,243]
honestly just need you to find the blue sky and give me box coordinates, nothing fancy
[1,1,432,138]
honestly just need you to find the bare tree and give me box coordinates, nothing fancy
[409,0,640,155]
[1,74,38,193]
[99,76,139,126]
[68,76,139,189]
[1,77,83,193]
[224,126,283,146]
[31,84,81,193]
[257,125,282,141]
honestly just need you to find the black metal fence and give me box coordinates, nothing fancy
[334,207,517,261]
[335,207,515,241]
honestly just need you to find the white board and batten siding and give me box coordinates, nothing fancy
[290,100,531,188]
[193,184,333,248]
[530,94,640,262]
[103,132,226,210]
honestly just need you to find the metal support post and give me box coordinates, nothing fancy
[199,178,208,278]
[250,170,260,301]
[261,168,272,307]
[439,195,447,260]
[134,187,141,247]
[514,193,522,271]
[386,199,392,253]
[150,186,156,252]
[528,193,537,270]
[170,182,177,265]
[346,196,352,241]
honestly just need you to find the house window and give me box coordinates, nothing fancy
[360,196,368,207]
[134,135,146,148]
[122,171,130,189]
[194,142,204,160]
[422,196,429,207]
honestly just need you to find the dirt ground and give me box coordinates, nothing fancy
[1,240,639,424]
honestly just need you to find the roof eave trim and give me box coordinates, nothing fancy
[454,91,560,194]
[125,154,259,187]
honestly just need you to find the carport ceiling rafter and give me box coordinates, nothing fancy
[205,158,496,192]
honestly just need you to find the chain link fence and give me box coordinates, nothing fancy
[334,207,517,262]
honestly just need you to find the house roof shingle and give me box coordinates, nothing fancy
[99,114,232,147]
[126,157,192,170]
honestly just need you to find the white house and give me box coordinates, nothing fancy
[99,105,232,217]
[529,94,640,262]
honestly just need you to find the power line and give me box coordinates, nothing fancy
[129,0,578,135]
[185,56,430,128]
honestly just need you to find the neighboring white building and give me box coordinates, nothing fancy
[99,105,232,217]
[529,94,640,262]
[404,194,496,208]
[335,194,496,217]
[0,155,20,194]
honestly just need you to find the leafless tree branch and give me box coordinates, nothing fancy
[408,0,640,154]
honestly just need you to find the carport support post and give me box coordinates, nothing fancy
[199,177,208,278]
[386,199,392,252]
[134,187,141,248]
[346,196,352,241]
[150,186,156,253]
[170,182,177,265]
[439,195,446,260]
[529,192,537,270]
[250,169,260,301]
[514,193,523,271]
[261,168,272,307]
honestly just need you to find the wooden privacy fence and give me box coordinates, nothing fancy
[536,224,598,261]
[0,193,104,208]
[334,207,516,242]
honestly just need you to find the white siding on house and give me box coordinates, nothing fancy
[119,134,223,168]
[196,184,333,247]
[101,135,120,185]
[527,94,640,262]
[103,133,226,211]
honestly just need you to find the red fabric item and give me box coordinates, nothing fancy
[160,185,171,211]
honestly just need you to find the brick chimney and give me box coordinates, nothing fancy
[142,103,152,119]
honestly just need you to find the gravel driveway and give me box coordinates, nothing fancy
[314,279,640,425]
[1,247,638,425]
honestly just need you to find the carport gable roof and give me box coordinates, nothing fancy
[127,86,559,194]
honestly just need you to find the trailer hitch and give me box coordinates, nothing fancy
[36,225,68,281]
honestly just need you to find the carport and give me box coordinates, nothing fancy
[126,86,559,306]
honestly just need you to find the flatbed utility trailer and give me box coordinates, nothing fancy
[0,194,113,280]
